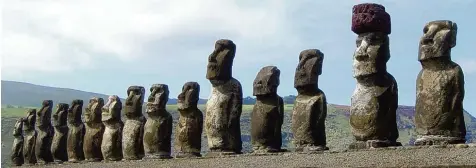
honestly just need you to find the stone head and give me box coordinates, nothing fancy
[418,20,457,61]
[85,97,104,123]
[253,66,280,96]
[68,99,83,124]
[53,103,69,127]
[353,32,390,78]
[294,49,324,89]
[177,82,200,110]
[124,86,145,118]
[13,118,23,136]
[146,84,169,113]
[23,109,36,131]
[37,100,53,127]
[206,39,236,81]
[102,95,122,122]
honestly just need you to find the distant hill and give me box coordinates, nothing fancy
[0,80,207,106]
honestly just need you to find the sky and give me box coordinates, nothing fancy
[1,0,475,116]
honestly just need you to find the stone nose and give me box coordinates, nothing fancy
[421,37,433,45]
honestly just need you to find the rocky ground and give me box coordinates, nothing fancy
[18,145,476,168]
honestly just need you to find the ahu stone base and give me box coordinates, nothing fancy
[414,135,466,146]
[349,140,402,149]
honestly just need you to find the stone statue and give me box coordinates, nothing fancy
[291,49,328,152]
[51,103,69,163]
[11,118,24,166]
[23,109,37,165]
[414,20,466,145]
[35,100,55,164]
[144,84,173,159]
[122,86,146,160]
[205,39,243,155]
[349,3,400,149]
[101,95,124,161]
[251,66,284,153]
[174,82,203,158]
[67,99,86,162]
[83,97,105,162]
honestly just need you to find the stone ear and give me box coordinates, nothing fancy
[450,22,457,48]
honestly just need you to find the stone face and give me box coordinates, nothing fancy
[205,39,243,155]
[101,95,124,161]
[174,82,203,158]
[414,20,466,145]
[83,97,105,162]
[51,103,69,163]
[23,109,37,165]
[349,9,400,148]
[351,3,391,35]
[35,100,55,164]
[67,99,86,162]
[144,84,173,159]
[251,66,284,153]
[11,118,24,166]
[292,49,328,152]
[122,86,146,160]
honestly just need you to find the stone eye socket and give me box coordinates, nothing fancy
[423,26,429,33]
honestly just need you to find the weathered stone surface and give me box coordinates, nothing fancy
[84,97,105,162]
[11,118,24,166]
[352,3,391,35]
[51,103,69,163]
[174,82,203,158]
[414,20,466,146]
[350,13,400,148]
[35,100,55,164]
[101,95,124,161]
[205,39,243,155]
[67,99,86,162]
[123,86,146,160]
[23,109,37,165]
[292,49,328,152]
[144,84,173,159]
[251,66,284,153]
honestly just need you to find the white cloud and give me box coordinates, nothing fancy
[1,0,294,77]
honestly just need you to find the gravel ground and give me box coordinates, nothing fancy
[22,147,476,168]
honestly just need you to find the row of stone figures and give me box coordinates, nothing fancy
[11,2,468,166]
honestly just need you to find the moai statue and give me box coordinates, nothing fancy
[143,84,173,159]
[414,20,466,145]
[291,49,328,152]
[251,66,284,153]
[67,99,86,162]
[23,109,37,165]
[349,3,400,149]
[83,97,105,162]
[35,100,55,164]
[11,118,24,166]
[174,82,203,158]
[122,86,146,160]
[205,39,243,155]
[51,103,69,163]
[101,95,124,161]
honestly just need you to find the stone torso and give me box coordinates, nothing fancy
[51,126,68,162]
[23,129,37,165]
[101,121,124,161]
[122,116,145,160]
[143,113,173,157]
[292,91,326,146]
[35,125,54,163]
[350,74,397,141]
[84,123,105,161]
[415,65,463,136]
[251,96,283,151]
[67,123,85,161]
[175,109,203,155]
[205,78,243,152]
[11,135,24,166]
